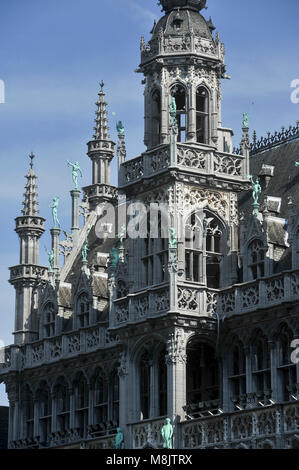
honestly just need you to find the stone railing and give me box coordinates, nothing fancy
[140,34,224,64]
[0,324,120,374]
[119,144,246,187]
[218,269,299,318]
[177,284,218,317]
[250,121,299,156]
[9,264,48,282]
[9,430,117,450]
[113,285,170,327]
[181,402,299,449]
[131,417,166,449]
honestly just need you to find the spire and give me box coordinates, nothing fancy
[93,81,110,141]
[22,153,40,216]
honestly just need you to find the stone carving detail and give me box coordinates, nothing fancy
[266,278,284,302]
[231,414,253,440]
[115,302,129,324]
[206,419,224,445]
[284,405,299,432]
[67,334,80,354]
[150,149,169,172]
[219,291,235,314]
[135,295,149,319]
[178,287,198,311]
[166,329,186,365]
[59,231,73,261]
[177,147,206,170]
[214,154,242,176]
[133,419,165,449]
[194,38,216,56]
[242,285,259,309]
[86,328,100,349]
[291,273,299,296]
[124,156,144,183]
[49,339,62,359]
[117,280,128,299]
[164,34,191,53]
[183,187,228,220]
[183,422,204,448]
[206,291,218,316]
[256,410,276,436]
[32,343,44,363]
[154,290,170,312]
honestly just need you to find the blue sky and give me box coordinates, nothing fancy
[0,0,298,404]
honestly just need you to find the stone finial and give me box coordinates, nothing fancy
[22,154,39,216]
[93,81,110,140]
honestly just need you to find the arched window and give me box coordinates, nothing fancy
[185,210,224,287]
[55,379,70,433]
[74,373,89,438]
[196,86,209,144]
[248,240,265,280]
[152,89,161,147]
[38,382,52,446]
[277,325,296,401]
[24,386,34,439]
[142,210,168,288]
[158,349,167,417]
[111,371,120,424]
[186,339,219,412]
[171,84,186,142]
[229,341,246,409]
[252,332,271,401]
[77,293,90,328]
[140,350,151,420]
[43,302,55,338]
[94,374,108,425]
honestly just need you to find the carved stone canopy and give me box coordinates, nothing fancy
[159,0,207,13]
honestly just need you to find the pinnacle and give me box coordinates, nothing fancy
[21,154,40,216]
[92,81,111,141]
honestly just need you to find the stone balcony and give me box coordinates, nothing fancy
[0,324,120,374]
[218,269,299,318]
[9,264,48,282]
[119,143,247,188]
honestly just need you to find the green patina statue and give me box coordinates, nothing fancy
[169,96,177,127]
[45,246,54,272]
[248,175,262,206]
[110,247,119,267]
[49,197,60,228]
[117,121,125,135]
[161,418,173,449]
[82,225,91,262]
[242,112,249,128]
[118,224,126,249]
[67,160,83,190]
[169,227,177,249]
[295,162,299,167]
[115,428,124,449]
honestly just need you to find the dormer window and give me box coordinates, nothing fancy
[173,18,183,30]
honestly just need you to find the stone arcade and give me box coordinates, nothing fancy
[1,0,299,450]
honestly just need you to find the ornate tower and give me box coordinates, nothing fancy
[83,82,117,209]
[139,0,230,152]
[9,154,46,345]
[115,0,250,434]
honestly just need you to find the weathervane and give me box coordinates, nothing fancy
[100,80,104,91]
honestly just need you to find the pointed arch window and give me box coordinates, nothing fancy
[229,341,247,409]
[152,89,161,147]
[38,382,52,446]
[196,86,209,144]
[77,293,90,328]
[43,302,56,338]
[55,379,70,433]
[252,332,271,402]
[186,340,219,412]
[112,370,120,423]
[140,350,151,420]
[158,349,167,417]
[94,374,108,425]
[24,386,34,439]
[248,240,265,280]
[277,325,297,401]
[74,374,89,438]
[185,210,224,287]
[171,84,186,142]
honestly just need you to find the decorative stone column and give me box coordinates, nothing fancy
[166,329,187,447]
[71,189,81,246]
[118,352,129,448]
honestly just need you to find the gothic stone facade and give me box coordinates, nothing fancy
[1,0,299,450]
